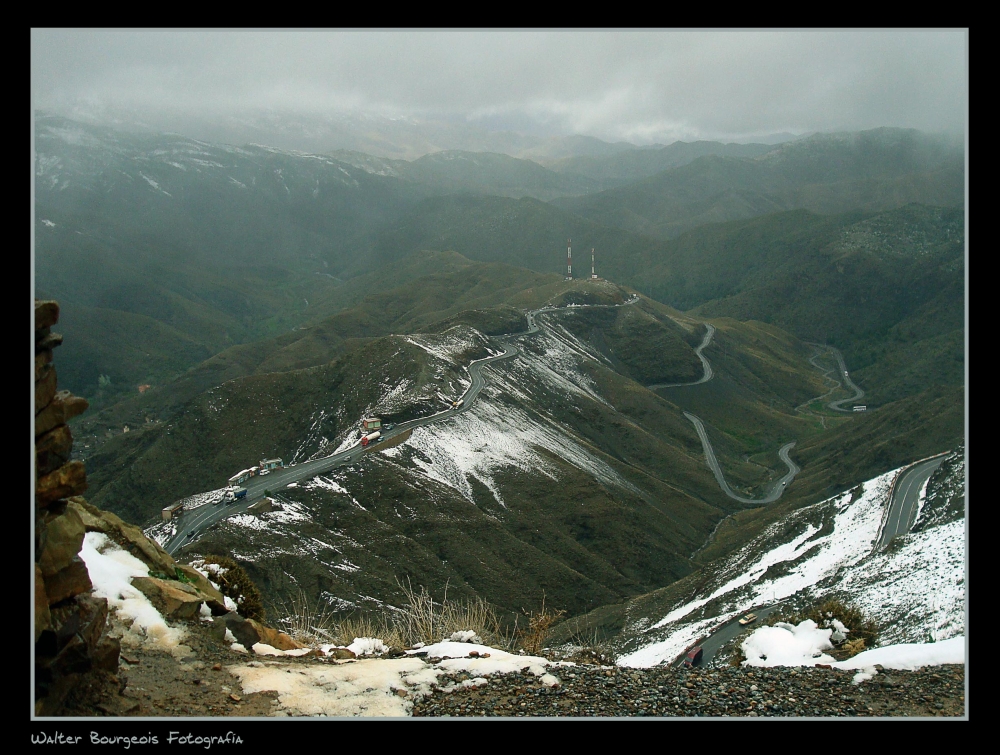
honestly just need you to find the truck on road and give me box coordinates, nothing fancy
[224,487,248,503]
[361,431,381,447]
[161,502,184,520]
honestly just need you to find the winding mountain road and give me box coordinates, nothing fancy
[164,294,864,551]
[645,320,799,506]
[647,323,715,389]
[877,453,948,549]
[163,295,637,553]
[684,412,800,505]
[823,346,866,412]
[163,343,520,554]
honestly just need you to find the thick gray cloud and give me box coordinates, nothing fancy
[31,29,967,144]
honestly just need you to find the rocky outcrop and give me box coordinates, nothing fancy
[33,300,316,714]
[34,300,119,715]
[67,497,177,577]
[214,612,306,651]
[130,577,214,620]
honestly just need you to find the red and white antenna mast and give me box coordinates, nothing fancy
[566,238,573,279]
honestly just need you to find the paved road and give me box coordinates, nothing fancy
[644,318,799,506]
[877,454,948,549]
[822,345,866,412]
[647,323,716,389]
[684,412,799,506]
[164,344,520,554]
[164,295,640,553]
[686,452,950,665]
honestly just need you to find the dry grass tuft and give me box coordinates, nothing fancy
[518,594,566,655]
[271,579,515,652]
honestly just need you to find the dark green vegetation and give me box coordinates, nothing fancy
[554,128,963,239]
[171,333,723,620]
[35,114,443,408]
[693,383,963,566]
[549,427,965,656]
[648,318,832,495]
[37,114,963,629]
[200,555,266,622]
[83,330,487,523]
[37,116,962,415]
[643,204,964,407]
[542,139,778,188]
[379,149,604,201]
[556,302,704,386]
[69,254,557,440]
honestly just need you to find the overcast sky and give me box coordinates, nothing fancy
[31,29,967,145]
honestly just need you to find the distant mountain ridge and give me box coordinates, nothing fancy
[332,148,603,200]
[43,105,661,162]
[543,140,779,187]
[34,114,963,416]
[553,127,964,238]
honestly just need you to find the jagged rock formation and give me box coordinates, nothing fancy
[34,300,121,714]
[34,301,308,714]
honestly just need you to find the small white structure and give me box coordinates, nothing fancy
[161,502,184,521]
[853,405,867,412]
[228,468,254,486]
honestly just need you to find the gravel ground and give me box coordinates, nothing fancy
[58,620,282,717]
[56,619,966,718]
[411,661,967,718]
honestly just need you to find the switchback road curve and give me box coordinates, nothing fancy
[684,412,799,505]
[645,320,799,505]
[647,323,715,389]
[823,345,866,412]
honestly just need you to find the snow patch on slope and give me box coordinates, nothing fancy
[399,393,637,507]
[403,327,486,366]
[618,469,965,668]
[509,323,611,407]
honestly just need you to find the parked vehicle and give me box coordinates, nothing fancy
[683,646,704,667]
[162,502,184,520]
[384,423,395,431]
[361,431,381,447]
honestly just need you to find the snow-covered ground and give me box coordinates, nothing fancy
[512,319,613,408]
[77,534,578,716]
[616,462,965,669]
[81,533,192,656]
[403,327,488,367]
[740,619,964,684]
[79,526,964,715]
[388,393,638,508]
